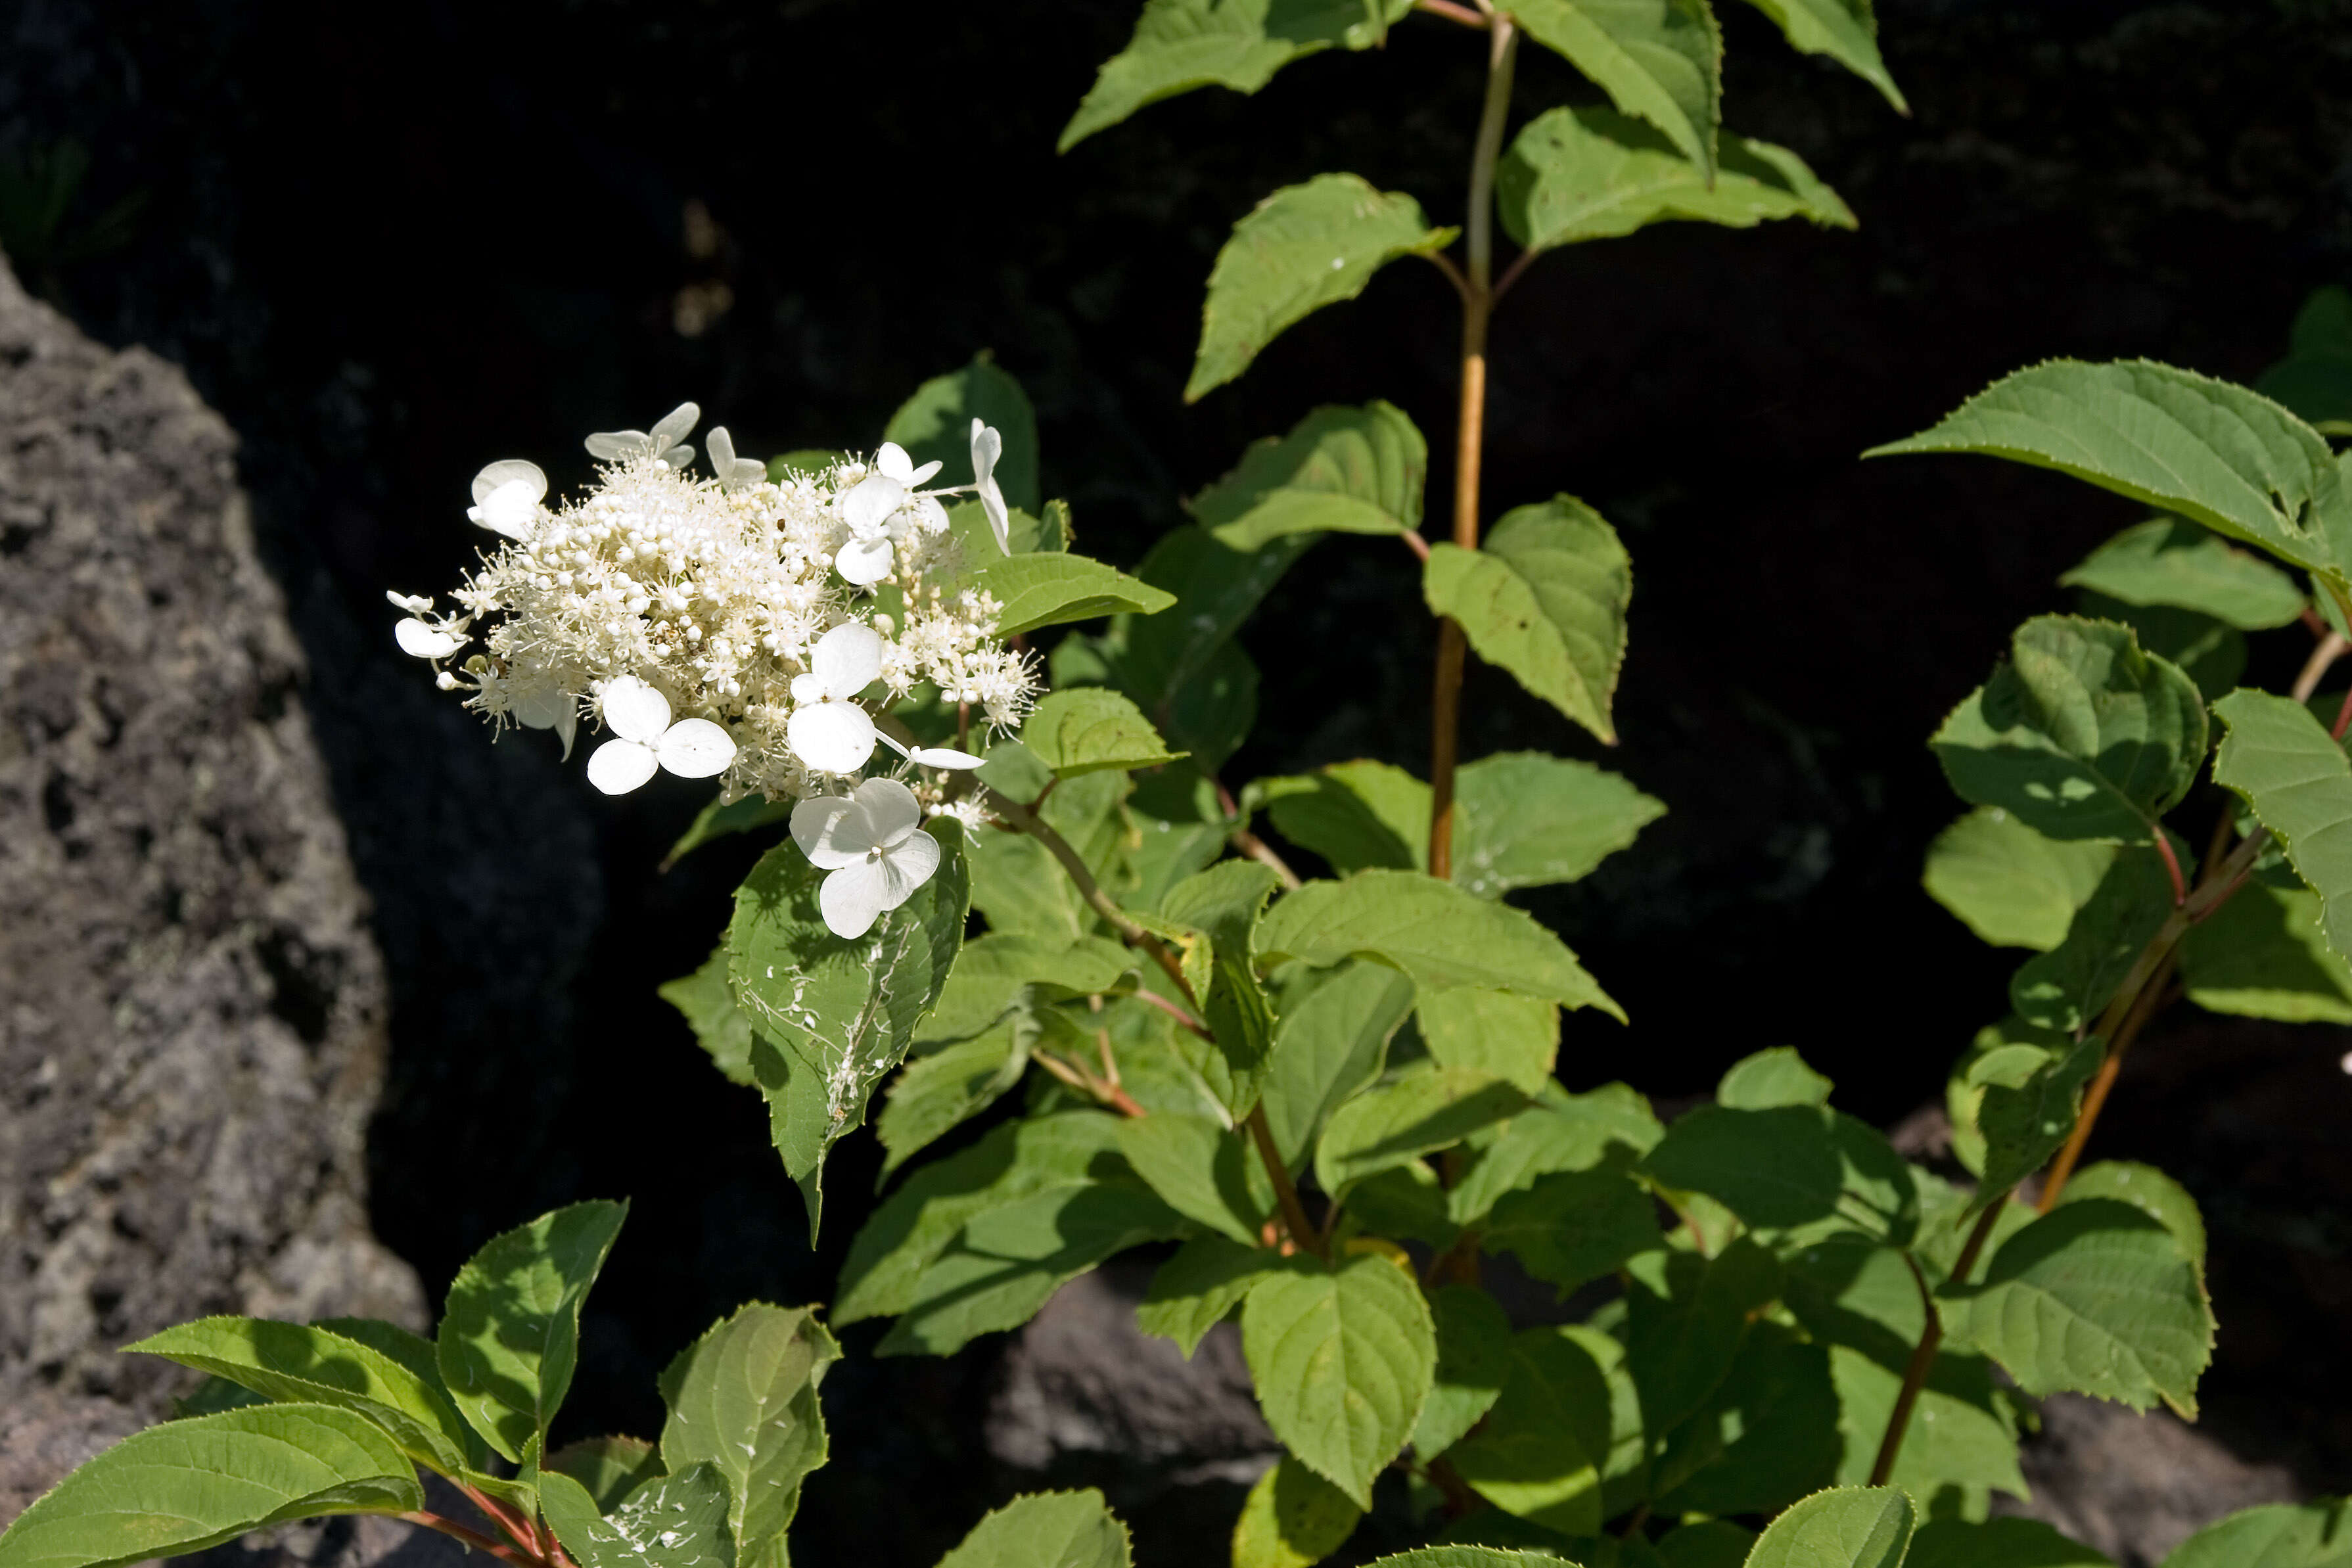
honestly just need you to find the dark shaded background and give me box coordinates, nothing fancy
[5,0,2351,1559]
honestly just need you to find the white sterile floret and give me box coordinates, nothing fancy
[791,777,942,937]
[704,427,766,493]
[586,402,699,470]
[468,459,549,540]
[387,589,468,658]
[786,622,883,773]
[970,419,1010,554]
[585,676,737,794]
[876,729,984,770]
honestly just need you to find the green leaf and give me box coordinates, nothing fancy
[2084,595,2247,704]
[1191,402,1427,551]
[1822,1345,2024,1513]
[1498,107,1850,256]
[1423,496,1630,745]
[124,1317,474,1473]
[661,946,759,1087]
[1100,528,1307,772]
[1904,1519,2113,1568]
[2058,1161,2206,1273]
[727,823,970,1236]
[1624,1238,1782,1437]
[970,833,1090,944]
[1735,0,1902,108]
[879,1025,1033,1176]
[437,1200,627,1464]
[1450,1326,1615,1536]
[2008,846,2174,1032]
[1233,1456,1364,1568]
[946,496,1063,561]
[1346,1161,1462,1251]
[1657,1522,1758,1568]
[1923,808,2117,952]
[1314,1065,1529,1203]
[1057,0,1411,152]
[1970,1038,2102,1207]
[538,1465,735,1568]
[2259,287,2352,432]
[1116,1113,1267,1245]
[1446,1083,1663,1223]
[883,354,1039,514]
[2060,517,2307,630]
[1241,1255,1437,1508]
[664,795,793,871]
[1188,173,1458,401]
[1511,0,1722,177]
[2158,1502,2352,1568]
[1653,1333,1842,1518]
[964,554,1176,638]
[1161,859,1285,1117]
[1260,761,1426,875]
[837,1111,1128,1322]
[932,1490,1132,1568]
[0,1406,421,1568]
[544,1437,664,1513]
[923,934,1139,1044]
[658,1304,839,1562]
[1482,1168,1661,1295]
[2181,881,2352,1023]
[1454,753,1665,898]
[1717,1047,1833,1110]
[1136,1234,1278,1356]
[878,1178,1184,1356]
[2212,689,2352,961]
[1414,1284,1513,1460]
[1259,959,1416,1170]
[1866,359,2352,588]
[1642,1106,1916,1245]
[1740,1487,1913,1568]
[1258,869,1624,1017]
[1361,1552,1576,1568]
[1943,1199,2214,1416]
[768,450,843,482]
[1929,616,2207,844]
[1416,986,1558,1094]
[1024,687,1186,776]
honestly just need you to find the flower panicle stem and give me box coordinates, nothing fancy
[1427,14,1517,879]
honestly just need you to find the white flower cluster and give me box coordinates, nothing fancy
[390,402,1032,936]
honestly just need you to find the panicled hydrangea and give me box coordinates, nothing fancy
[389,402,1030,934]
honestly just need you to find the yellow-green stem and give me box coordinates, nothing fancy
[1428,14,1516,879]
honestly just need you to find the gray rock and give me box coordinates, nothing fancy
[0,246,424,1542]
[1998,1395,2303,1567]
[987,1259,1275,1489]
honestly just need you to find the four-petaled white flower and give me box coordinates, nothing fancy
[467,459,549,540]
[786,622,884,773]
[586,675,737,794]
[388,590,466,658]
[705,427,765,493]
[835,442,944,586]
[586,402,700,470]
[876,729,985,771]
[791,777,942,938]
[970,419,1009,555]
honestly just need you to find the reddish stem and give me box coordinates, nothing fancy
[402,1513,538,1567]
[1414,0,1490,29]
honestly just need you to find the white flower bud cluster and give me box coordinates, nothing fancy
[389,403,1034,810]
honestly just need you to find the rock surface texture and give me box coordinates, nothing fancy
[0,249,425,1526]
